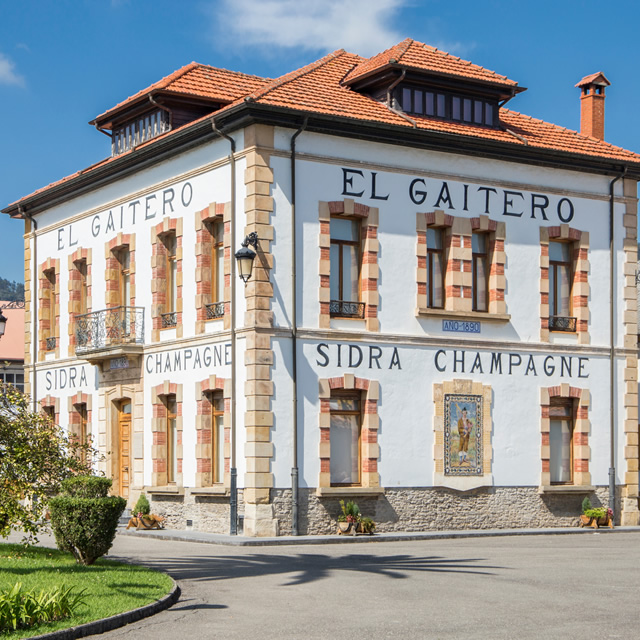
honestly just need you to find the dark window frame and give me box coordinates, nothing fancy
[398,85,499,127]
[472,232,489,312]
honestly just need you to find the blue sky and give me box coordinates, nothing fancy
[1,0,638,284]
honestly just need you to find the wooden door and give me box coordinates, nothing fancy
[118,401,132,498]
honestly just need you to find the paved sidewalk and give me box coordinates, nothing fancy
[117,523,640,545]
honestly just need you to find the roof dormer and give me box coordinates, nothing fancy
[90,63,269,157]
[344,39,525,128]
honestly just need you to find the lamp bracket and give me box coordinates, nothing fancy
[241,232,259,249]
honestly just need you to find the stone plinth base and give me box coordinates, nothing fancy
[244,503,279,537]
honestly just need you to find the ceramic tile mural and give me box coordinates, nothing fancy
[444,393,483,476]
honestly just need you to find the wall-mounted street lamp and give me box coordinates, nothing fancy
[234,232,259,283]
[0,311,7,338]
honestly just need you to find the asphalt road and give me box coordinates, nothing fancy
[71,530,640,640]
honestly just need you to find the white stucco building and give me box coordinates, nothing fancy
[3,41,640,535]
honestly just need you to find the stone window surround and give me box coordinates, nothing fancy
[150,381,183,489]
[433,378,493,491]
[38,258,60,361]
[67,248,92,357]
[540,224,589,344]
[195,202,231,333]
[151,218,183,340]
[417,211,507,320]
[194,375,231,492]
[319,199,380,332]
[105,233,136,308]
[316,373,382,497]
[539,384,591,492]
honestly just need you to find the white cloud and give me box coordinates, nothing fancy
[212,0,406,57]
[0,53,24,87]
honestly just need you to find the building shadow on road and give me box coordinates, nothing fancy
[128,553,504,586]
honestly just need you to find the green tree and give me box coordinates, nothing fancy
[0,387,95,542]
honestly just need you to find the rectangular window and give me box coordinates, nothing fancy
[44,268,56,350]
[451,96,461,120]
[211,392,224,484]
[330,393,361,485]
[210,221,224,304]
[163,233,178,328]
[43,405,55,424]
[427,228,444,309]
[74,259,88,316]
[76,403,88,462]
[115,248,131,308]
[549,399,573,484]
[166,396,177,484]
[330,217,361,316]
[549,241,572,319]
[472,233,488,312]
[474,100,484,124]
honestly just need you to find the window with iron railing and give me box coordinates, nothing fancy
[330,217,363,318]
[549,241,575,332]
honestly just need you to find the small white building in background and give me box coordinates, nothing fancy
[3,41,640,535]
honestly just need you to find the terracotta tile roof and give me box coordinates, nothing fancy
[5,41,640,211]
[343,38,519,89]
[92,63,269,124]
[243,49,640,163]
[0,302,25,362]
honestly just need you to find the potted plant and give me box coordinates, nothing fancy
[126,493,166,530]
[337,499,360,534]
[337,500,376,535]
[579,497,613,529]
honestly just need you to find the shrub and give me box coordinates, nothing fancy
[0,582,86,632]
[0,387,96,543]
[60,476,111,499]
[49,476,126,566]
[134,493,151,516]
[581,496,592,514]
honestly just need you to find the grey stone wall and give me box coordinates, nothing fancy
[149,492,232,534]
[287,486,618,535]
[149,486,618,535]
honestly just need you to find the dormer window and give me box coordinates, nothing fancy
[112,110,170,156]
[398,86,497,127]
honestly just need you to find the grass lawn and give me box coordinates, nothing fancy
[0,543,173,638]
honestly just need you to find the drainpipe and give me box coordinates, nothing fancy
[609,167,627,517]
[149,95,173,129]
[382,70,418,129]
[212,119,238,535]
[21,206,38,413]
[290,116,308,536]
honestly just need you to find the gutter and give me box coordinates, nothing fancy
[20,206,38,413]
[211,119,238,535]
[609,167,627,517]
[290,116,308,536]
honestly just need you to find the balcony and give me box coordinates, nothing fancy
[206,301,225,319]
[330,300,365,319]
[75,306,145,363]
[548,316,577,332]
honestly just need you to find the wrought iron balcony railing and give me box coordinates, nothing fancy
[548,315,577,332]
[206,301,225,319]
[75,306,144,355]
[161,312,177,328]
[45,336,57,351]
[329,300,365,319]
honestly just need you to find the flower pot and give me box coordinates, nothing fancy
[337,521,352,535]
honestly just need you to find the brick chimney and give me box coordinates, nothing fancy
[576,72,610,140]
